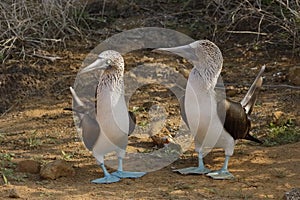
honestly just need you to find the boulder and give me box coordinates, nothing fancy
[40,160,75,180]
[16,160,41,174]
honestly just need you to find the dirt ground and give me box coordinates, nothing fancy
[0,44,299,200]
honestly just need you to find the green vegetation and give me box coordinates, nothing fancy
[61,150,74,161]
[26,130,43,149]
[264,119,300,146]
[138,120,149,128]
[0,153,15,185]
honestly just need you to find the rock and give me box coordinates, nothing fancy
[227,89,237,97]
[283,188,300,200]
[8,188,20,198]
[16,160,41,174]
[272,111,285,125]
[288,66,300,86]
[151,134,169,148]
[226,86,237,97]
[40,160,75,180]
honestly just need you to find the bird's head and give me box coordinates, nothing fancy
[154,40,223,88]
[80,50,124,74]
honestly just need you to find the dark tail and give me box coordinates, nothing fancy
[128,111,136,136]
[244,133,263,144]
[63,107,85,114]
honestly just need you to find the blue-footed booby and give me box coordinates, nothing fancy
[70,50,145,184]
[155,40,264,180]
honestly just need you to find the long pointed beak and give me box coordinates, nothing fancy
[79,58,108,74]
[153,44,198,63]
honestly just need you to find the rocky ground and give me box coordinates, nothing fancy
[0,43,299,199]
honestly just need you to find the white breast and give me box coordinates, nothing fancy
[93,87,129,156]
[185,71,228,154]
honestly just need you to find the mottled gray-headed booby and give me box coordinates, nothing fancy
[70,50,145,183]
[155,40,264,179]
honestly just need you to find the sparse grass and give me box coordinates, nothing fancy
[1,153,13,161]
[132,106,150,129]
[26,130,43,148]
[61,150,74,161]
[132,106,140,113]
[138,120,149,128]
[0,153,16,185]
[203,187,218,194]
[1,168,13,184]
[230,189,254,199]
[0,134,4,144]
[271,168,288,178]
[139,148,153,153]
[174,183,194,190]
[264,119,300,146]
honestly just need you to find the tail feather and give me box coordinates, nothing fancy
[69,87,92,122]
[244,133,263,144]
[241,65,265,114]
[128,111,136,136]
[70,87,85,109]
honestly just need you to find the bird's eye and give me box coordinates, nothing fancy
[106,59,112,65]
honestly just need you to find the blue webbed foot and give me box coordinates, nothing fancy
[207,169,234,180]
[91,174,120,184]
[112,170,146,179]
[173,166,211,175]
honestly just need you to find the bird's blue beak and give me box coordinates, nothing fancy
[154,44,198,64]
[79,58,109,74]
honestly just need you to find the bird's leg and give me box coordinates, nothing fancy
[101,163,111,177]
[91,163,120,184]
[111,157,146,179]
[221,155,230,171]
[173,152,211,175]
[198,152,207,170]
[207,155,234,180]
[117,156,123,171]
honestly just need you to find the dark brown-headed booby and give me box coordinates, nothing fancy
[155,40,264,179]
[70,50,145,183]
